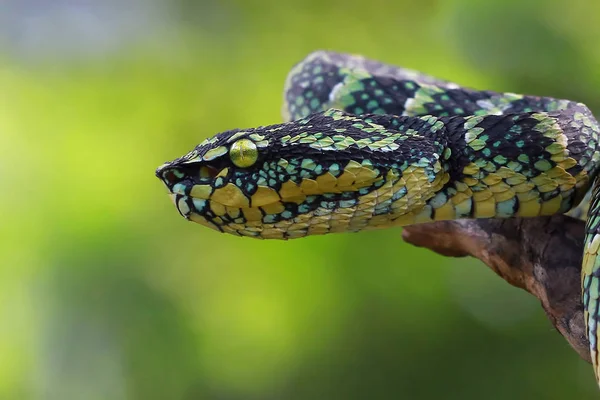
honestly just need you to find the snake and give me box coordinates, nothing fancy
[155,51,600,386]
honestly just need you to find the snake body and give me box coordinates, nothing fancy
[156,51,600,385]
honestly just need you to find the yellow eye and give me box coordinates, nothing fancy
[229,139,258,168]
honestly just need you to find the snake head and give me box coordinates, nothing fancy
[155,109,441,239]
[155,125,273,235]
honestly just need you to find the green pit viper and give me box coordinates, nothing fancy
[156,51,600,386]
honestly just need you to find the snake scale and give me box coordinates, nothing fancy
[156,51,600,386]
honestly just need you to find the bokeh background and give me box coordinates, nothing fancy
[2,0,600,398]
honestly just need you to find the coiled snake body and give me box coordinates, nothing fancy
[156,51,600,385]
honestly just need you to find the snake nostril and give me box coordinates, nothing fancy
[161,168,185,185]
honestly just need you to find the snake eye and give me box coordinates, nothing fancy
[229,139,258,168]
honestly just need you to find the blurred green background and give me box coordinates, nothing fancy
[2,0,600,398]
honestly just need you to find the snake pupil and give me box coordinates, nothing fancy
[230,139,258,168]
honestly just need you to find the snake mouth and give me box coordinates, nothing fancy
[160,174,358,239]
[157,162,290,236]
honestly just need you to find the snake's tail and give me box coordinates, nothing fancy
[583,179,600,385]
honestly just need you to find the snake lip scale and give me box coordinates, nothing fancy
[156,50,600,386]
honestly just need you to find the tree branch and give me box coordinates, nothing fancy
[402,216,590,363]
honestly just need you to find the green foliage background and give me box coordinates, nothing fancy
[3,0,600,398]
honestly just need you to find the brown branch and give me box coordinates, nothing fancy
[402,216,590,363]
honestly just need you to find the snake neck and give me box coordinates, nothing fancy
[399,109,600,226]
